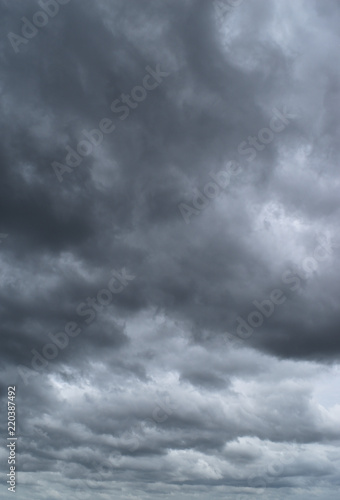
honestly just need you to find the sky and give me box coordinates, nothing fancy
[1,0,340,499]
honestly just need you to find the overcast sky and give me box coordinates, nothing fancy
[1,0,340,499]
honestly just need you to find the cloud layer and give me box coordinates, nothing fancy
[1,0,340,498]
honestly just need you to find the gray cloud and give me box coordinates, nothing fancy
[1,0,340,498]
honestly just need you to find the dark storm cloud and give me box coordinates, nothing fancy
[1,0,340,499]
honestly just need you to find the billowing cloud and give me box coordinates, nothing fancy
[1,0,340,498]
